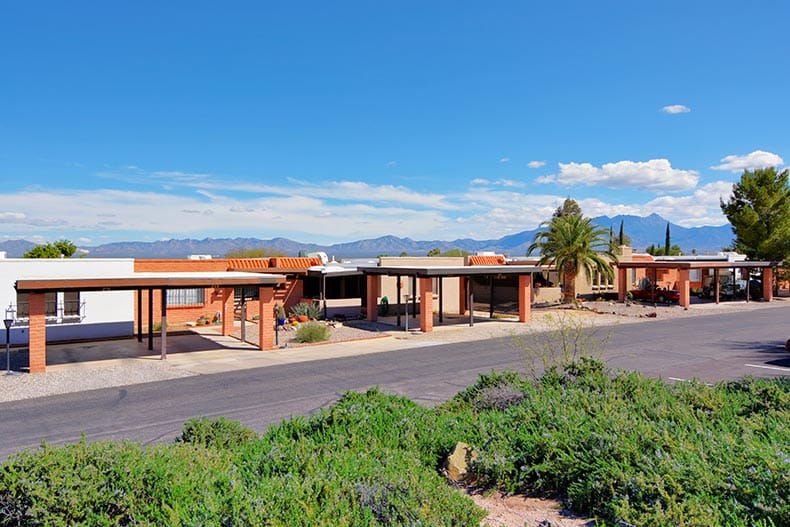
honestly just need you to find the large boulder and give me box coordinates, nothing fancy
[443,442,478,483]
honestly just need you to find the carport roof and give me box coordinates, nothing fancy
[615,260,780,270]
[362,265,542,278]
[15,271,286,293]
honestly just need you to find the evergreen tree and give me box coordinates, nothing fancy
[664,223,671,256]
[720,167,790,261]
[553,198,583,219]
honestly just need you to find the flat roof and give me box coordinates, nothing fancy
[615,261,779,270]
[363,265,542,278]
[15,271,286,293]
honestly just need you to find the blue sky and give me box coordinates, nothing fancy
[1,1,788,246]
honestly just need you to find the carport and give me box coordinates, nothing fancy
[14,271,285,373]
[362,265,541,332]
[615,260,778,307]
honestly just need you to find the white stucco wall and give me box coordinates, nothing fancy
[0,258,135,344]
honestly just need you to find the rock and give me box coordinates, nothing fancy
[443,442,478,483]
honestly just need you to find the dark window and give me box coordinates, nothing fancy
[15,292,57,318]
[63,291,81,317]
[166,289,205,306]
[234,286,260,302]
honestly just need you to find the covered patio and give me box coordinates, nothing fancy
[362,265,541,332]
[14,271,285,373]
[615,260,778,308]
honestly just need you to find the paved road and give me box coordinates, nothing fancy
[1,306,788,461]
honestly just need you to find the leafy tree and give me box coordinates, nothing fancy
[528,212,616,304]
[427,247,441,257]
[24,239,77,258]
[399,251,409,257]
[225,247,285,258]
[720,167,790,261]
[645,243,682,256]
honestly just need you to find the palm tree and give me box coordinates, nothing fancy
[528,214,617,303]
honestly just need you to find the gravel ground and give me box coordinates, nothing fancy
[0,359,196,403]
[1,298,786,404]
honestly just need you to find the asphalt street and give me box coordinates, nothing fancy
[0,306,788,461]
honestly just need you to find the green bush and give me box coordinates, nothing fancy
[0,439,255,526]
[433,361,790,526]
[176,416,257,449]
[294,321,331,343]
[1,365,787,526]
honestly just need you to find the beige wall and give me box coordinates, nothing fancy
[376,257,464,313]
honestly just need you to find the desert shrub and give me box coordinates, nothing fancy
[511,311,611,379]
[0,439,256,526]
[294,321,330,343]
[434,362,790,526]
[176,416,257,449]
[233,388,484,526]
[1,366,787,526]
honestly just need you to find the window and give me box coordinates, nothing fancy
[63,292,81,317]
[690,269,701,282]
[166,289,205,306]
[15,292,57,318]
[234,286,260,302]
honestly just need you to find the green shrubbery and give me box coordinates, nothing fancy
[294,321,331,343]
[436,362,789,526]
[1,363,788,526]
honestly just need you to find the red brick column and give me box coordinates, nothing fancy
[221,288,235,336]
[259,286,276,350]
[459,277,468,315]
[28,292,47,373]
[518,274,532,323]
[763,267,774,301]
[366,275,379,322]
[678,269,690,307]
[617,267,627,302]
[419,277,434,332]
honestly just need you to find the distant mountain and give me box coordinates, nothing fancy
[0,214,735,259]
[0,240,36,257]
[592,214,733,255]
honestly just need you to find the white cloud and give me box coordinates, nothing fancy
[661,104,691,114]
[644,181,733,227]
[540,159,699,192]
[711,150,784,172]
[499,157,510,163]
[386,161,397,168]
[0,212,26,222]
[1,163,735,244]
[527,160,546,168]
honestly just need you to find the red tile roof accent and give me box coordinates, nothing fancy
[468,255,506,266]
[268,257,321,269]
[227,258,270,269]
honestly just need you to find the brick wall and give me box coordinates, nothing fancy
[132,259,309,328]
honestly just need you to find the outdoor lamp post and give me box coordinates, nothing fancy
[274,303,280,347]
[4,318,17,376]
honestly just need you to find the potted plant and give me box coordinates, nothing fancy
[276,305,287,326]
[290,302,322,322]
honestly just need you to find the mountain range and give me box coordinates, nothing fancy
[0,214,734,259]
